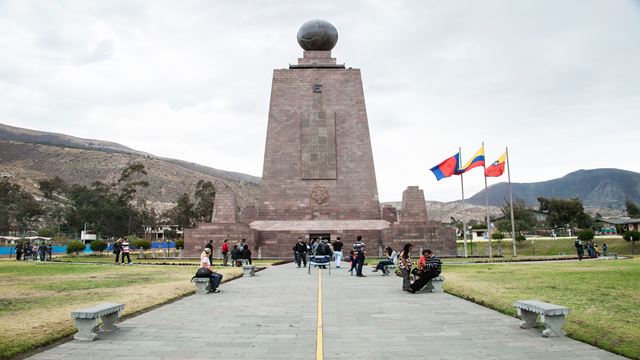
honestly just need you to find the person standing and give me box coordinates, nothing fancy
[574,239,584,261]
[15,243,23,261]
[602,243,608,257]
[38,243,46,262]
[121,238,132,265]
[221,239,230,266]
[409,249,442,293]
[332,237,344,268]
[113,239,123,264]
[354,236,366,277]
[294,238,308,268]
[47,243,53,261]
[32,243,38,261]
[205,240,214,265]
[399,243,413,291]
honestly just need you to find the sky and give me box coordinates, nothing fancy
[1,0,639,202]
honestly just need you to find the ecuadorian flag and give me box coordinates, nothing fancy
[458,146,485,174]
[485,152,507,177]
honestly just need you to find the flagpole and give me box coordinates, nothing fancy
[459,146,468,258]
[483,142,492,258]
[507,146,516,256]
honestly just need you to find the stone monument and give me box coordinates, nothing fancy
[184,20,456,257]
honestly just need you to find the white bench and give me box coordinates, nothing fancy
[192,278,212,294]
[243,264,256,277]
[514,300,569,337]
[417,275,445,293]
[71,303,125,341]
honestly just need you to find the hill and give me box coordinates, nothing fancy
[467,168,640,210]
[0,124,260,210]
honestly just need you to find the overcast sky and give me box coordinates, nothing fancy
[1,0,639,202]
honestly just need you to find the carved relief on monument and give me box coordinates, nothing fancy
[310,186,330,204]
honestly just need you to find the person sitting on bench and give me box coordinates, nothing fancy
[409,249,441,293]
[199,248,223,293]
[372,247,397,274]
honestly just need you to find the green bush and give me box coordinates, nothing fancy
[89,240,108,255]
[492,232,504,240]
[175,239,184,250]
[131,238,151,250]
[37,227,57,238]
[623,230,640,242]
[515,234,526,242]
[577,229,595,241]
[66,241,85,256]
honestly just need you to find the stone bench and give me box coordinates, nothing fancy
[514,300,569,337]
[192,277,212,294]
[417,275,445,293]
[71,303,125,341]
[382,264,397,276]
[243,264,256,277]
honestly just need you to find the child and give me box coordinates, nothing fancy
[348,250,356,276]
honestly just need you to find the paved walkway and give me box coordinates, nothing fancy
[30,263,625,360]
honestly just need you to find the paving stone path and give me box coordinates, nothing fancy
[30,263,625,360]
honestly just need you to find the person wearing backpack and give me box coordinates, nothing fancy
[315,239,332,269]
[113,239,123,264]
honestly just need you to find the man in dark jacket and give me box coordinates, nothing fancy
[205,240,214,264]
[294,238,308,268]
[409,249,442,293]
[354,236,366,277]
[315,239,332,269]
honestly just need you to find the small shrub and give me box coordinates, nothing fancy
[515,234,526,242]
[89,240,108,255]
[577,229,595,241]
[66,241,85,256]
[623,230,640,242]
[175,239,184,250]
[131,239,152,250]
[492,232,504,240]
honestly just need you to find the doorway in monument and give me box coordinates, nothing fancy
[309,233,331,243]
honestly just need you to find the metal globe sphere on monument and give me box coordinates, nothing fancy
[296,19,338,51]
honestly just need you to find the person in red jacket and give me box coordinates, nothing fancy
[221,239,230,266]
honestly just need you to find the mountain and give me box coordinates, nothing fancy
[0,123,261,210]
[467,168,640,209]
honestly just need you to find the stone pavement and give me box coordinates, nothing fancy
[30,263,625,360]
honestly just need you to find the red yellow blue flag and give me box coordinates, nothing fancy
[458,146,485,174]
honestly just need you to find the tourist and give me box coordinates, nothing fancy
[32,243,38,261]
[47,243,53,261]
[38,243,46,262]
[315,239,332,269]
[602,243,608,257]
[310,239,319,255]
[113,239,123,264]
[294,238,308,268]
[23,243,31,261]
[221,239,229,266]
[199,248,222,293]
[409,249,442,293]
[332,237,344,268]
[230,244,240,266]
[372,247,397,275]
[238,239,247,252]
[121,238,132,265]
[353,236,366,277]
[240,244,252,265]
[15,243,23,261]
[205,240,214,265]
[574,239,584,261]
[399,243,413,291]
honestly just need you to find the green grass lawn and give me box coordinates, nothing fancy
[443,257,640,359]
[52,253,285,267]
[0,261,242,359]
[459,236,636,257]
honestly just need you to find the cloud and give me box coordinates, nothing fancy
[1,0,639,203]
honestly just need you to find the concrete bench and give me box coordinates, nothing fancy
[382,264,397,276]
[243,264,256,277]
[71,303,125,341]
[192,277,212,294]
[417,275,445,293]
[514,300,569,337]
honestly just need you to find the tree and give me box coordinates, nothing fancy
[625,200,640,218]
[90,240,108,255]
[623,230,640,242]
[116,162,149,203]
[495,199,537,234]
[38,176,67,198]
[537,197,592,229]
[0,179,44,232]
[193,180,216,223]
[577,229,594,241]
[164,193,195,228]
